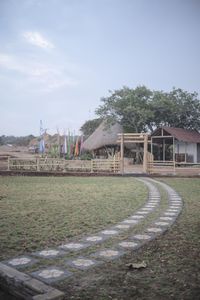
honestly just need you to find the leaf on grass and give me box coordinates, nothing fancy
[126,261,147,270]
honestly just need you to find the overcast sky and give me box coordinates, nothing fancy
[0,0,199,136]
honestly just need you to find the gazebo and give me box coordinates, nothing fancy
[151,127,200,163]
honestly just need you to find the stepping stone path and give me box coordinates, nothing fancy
[1,178,183,290]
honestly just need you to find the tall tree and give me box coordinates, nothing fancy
[151,88,200,130]
[96,86,154,132]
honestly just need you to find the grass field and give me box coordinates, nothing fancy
[58,178,199,300]
[0,176,147,260]
[0,176,199,300]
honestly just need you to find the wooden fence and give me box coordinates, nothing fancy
[7,157,120,174]
[148,159,200,175]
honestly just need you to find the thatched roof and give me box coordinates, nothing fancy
[82,121,123,151]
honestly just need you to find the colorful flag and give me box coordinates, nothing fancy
[63,133,67,154]
[39,138,45,153]
[74,136,79,156]
[80,135,84,155]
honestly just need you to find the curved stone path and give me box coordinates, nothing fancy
[1,178,183,286]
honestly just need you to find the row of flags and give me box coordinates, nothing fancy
[39,131,84,157]
[63,132,84,157]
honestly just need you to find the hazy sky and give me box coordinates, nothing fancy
[0,0,199,136]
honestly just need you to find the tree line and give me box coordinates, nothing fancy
[0,135,35,146]
[80,86,200,136]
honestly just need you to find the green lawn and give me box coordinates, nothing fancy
[1,177,199,300]
[0,176,147,260]
[58,178,200,300]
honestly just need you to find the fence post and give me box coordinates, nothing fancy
[36,158,40,171]
[7,156,10,171]
[91,160,94,173]
[120,133,124,174]
[143,134,148,173]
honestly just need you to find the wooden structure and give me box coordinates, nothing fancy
[117,133,150,174]
[7,157,120,174]
[149,127,200,175]
[151,127,200,163]
[82,121,122,158]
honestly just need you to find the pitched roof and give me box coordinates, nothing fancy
[151,127,200,143]
[82,121,123,151]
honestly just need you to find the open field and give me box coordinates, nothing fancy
[57,178,199,300]
[0,176,147,260]
[0,177,199,300]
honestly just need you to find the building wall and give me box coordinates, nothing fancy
[175,141,197,163]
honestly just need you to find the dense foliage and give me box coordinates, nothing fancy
[92,86,200,133]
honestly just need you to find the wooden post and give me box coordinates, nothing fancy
[120,133,124,174]
[173,137,176,175]
[91,160,93,173]
[185,142,187,163]
[151,137,153,156]
[7,156,10,171]
[163,139,165,161]
[143,134,148,173]
[36,158,40,171]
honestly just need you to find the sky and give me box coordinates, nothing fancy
[0,0,200,136]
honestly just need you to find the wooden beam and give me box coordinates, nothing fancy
[173,137,176,175]
[120,133,124,174]
[151,135,173,139]
[143,134,148,173]
[163,139,165,161]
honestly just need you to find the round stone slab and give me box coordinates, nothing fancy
[39,269,64,279]
[99,250,120,258]
[164,212,177,216]
[115,224,130,229]
[130,215,144,219]
[160,216,173,221]
[92,249,125,260]
[72,258,94,267]
[33,249,66,258]
[85,236,103,242]
[133,234,151,240]
[40,250,59,256]
[118,241,138,248]
[101,230,119,235]
[154,221,169,226]
[59,242,89,251]
[31,267,72,283]
[122,219,139,224]
[147,227,163,233]
[9,257,31,266]
[5,256,38,269]
[67,257,102,270]
[137,211,149,215]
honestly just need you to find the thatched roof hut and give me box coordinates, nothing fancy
[82,121,123,151]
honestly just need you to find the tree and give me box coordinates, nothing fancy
[80,118,102,137]
[96,86,154,132]
[151,88,200,130]
[95,86,200,133]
